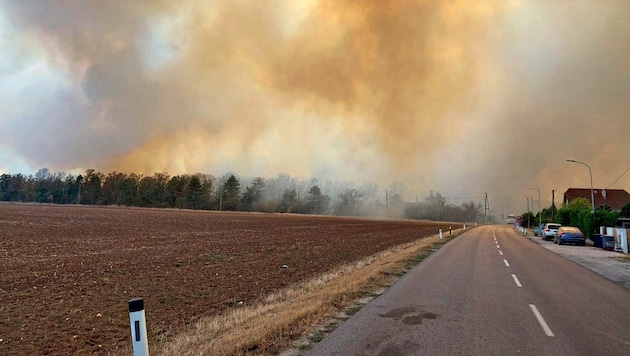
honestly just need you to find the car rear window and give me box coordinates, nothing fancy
[548,224,561,229]
[563,227,581,233]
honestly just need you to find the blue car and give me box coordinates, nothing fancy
[554,226,586,246]
[533,224,544,236]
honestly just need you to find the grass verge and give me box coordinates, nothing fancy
[156,229,467,355]
[609,255,630,263]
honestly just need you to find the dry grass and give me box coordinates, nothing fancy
[609,255,630,263]
[157,230,464,355]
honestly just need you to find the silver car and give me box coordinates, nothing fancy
[542,223,561,241]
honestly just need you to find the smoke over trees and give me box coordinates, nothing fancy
[0,168,485,222]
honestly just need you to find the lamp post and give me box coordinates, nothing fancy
[529,188,541,228]
[566,160,595,213]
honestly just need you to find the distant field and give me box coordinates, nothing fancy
[0,203,453,355]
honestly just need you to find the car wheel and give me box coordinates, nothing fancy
[558,240,562,246]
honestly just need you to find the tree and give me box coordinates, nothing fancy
[166,175,188,208]
[556,198,606,238]
[461,201,482,222]
[221,175,241,211]
[335,188,364,216]
[65,174,83,204]
[306,185,330,214]
[101,172,139,206]
[241,177,265,212]
[521,211,536,228]
[184,175,202,209]
[425,191,447,220]
[278,188,298,213]
[136,175,158,207]
[592,208,620,234]
[0,173,23,201]
[81,169,103,205]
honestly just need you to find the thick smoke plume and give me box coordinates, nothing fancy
[1,0,629,213]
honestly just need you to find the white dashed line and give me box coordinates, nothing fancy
[503,259,510,267]
[529,304,555,337]
[496,245,500,249]
[511,274,522,287]
[499,250,503,256]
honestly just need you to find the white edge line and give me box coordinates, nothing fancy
[511,274,522,287]
[529,304,555,337]
[503,259,510,267]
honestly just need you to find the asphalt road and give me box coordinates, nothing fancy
[306,225,630,355]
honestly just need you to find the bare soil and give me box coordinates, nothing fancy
[0,203,454,355]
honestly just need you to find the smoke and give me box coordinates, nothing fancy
[1,0,629,213]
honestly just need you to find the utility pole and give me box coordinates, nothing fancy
[551,190,555,222]
[525,196,530,214]
[484,193,490,224]
[529,188,541,228]
[525,195,533,228]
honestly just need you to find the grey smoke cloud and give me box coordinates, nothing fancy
[1,0,629,214]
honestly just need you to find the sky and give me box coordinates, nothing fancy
[1,0,629,215]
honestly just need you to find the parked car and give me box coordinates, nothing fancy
[542,223,561,241]
[533,224,544,236]
[554,226,586,246]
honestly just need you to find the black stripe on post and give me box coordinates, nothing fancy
[135,320,141,341]
[128,297,144,313]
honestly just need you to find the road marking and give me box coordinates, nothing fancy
[529,304,555,337]
[499,250,503,256]
[496,245,500,249]
[495,240,498,244]
[503,259,510,267]
[511,274,522,287]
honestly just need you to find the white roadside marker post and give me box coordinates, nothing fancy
[128,297,149,356]
[439,228,443,239]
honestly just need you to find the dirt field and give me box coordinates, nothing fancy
[0,203,455,355]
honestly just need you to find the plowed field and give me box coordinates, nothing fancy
[0,203,455,355]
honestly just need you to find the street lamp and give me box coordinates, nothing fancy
[566,159,595,213]
[529,188,541,228]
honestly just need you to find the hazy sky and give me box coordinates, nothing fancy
[1,0,629,214]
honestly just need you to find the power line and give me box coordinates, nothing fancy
[606,166,630,189]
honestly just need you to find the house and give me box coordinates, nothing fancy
[563,188,630,211]
[616,217,630,228]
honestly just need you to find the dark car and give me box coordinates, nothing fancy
[542,223,561,241]
[554,226,585,246]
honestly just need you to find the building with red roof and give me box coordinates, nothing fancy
[562,188,630,211]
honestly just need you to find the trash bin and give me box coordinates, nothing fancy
[602,236,614,251]
[593,234,603,248]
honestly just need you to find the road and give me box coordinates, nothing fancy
[306,225,630,355]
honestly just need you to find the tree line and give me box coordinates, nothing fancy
[0,168,484,222]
